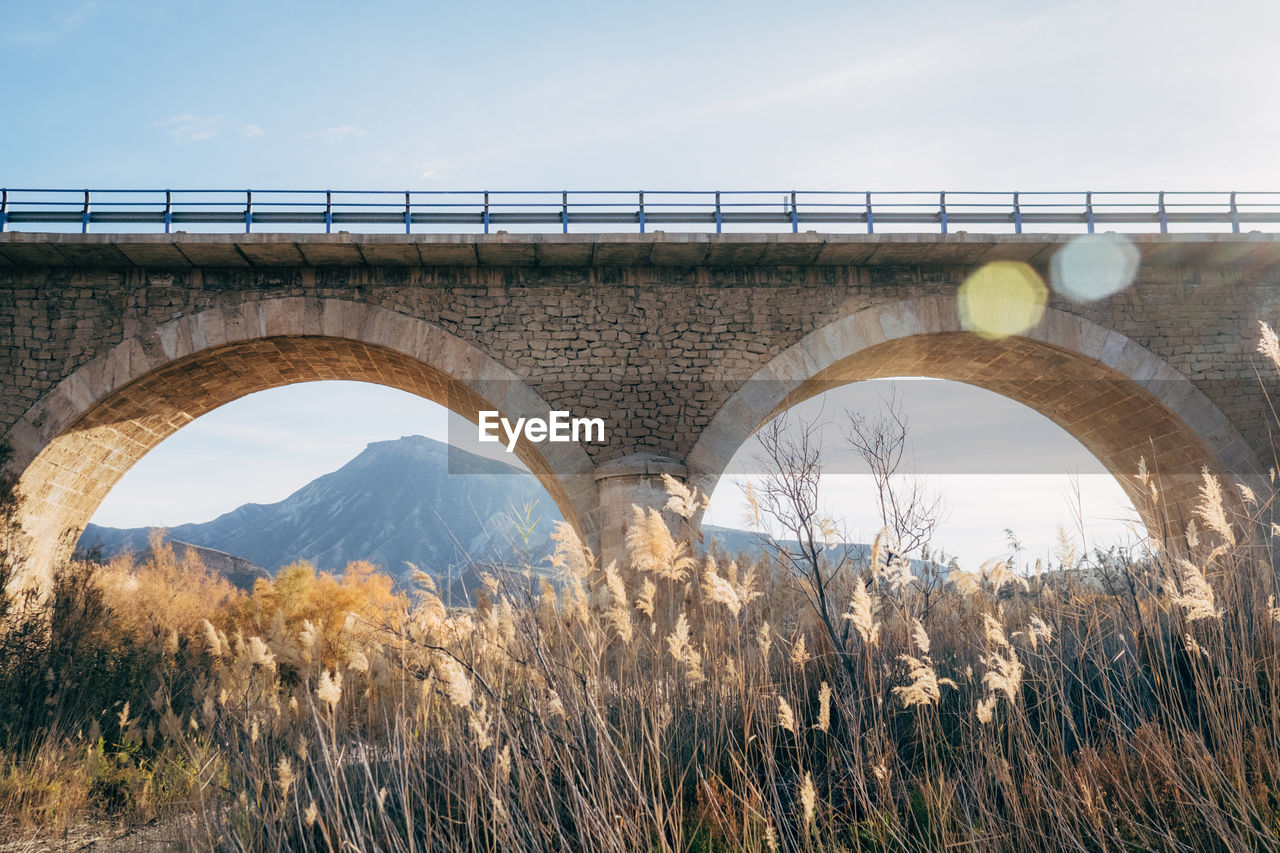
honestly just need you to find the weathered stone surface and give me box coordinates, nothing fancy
[0,232,1276,589]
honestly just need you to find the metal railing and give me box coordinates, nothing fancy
[2,189,1280,236]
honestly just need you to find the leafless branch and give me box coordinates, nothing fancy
[844,388,945,556]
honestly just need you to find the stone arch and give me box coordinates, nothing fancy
[4,297,598,588]
[687,295,1264,540]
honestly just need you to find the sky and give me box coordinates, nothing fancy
[91,378,1145,569]
[5,0,1277,568]
[6,0,1280,190]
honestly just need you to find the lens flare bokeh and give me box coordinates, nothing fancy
[1050,233,1140,303]
[958,261,1048,340]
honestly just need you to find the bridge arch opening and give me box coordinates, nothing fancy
[688,297,1263,549]
[82,380,570,584]
[701,376,1145,566]
[5,300,597,589]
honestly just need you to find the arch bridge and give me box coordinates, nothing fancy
[1,229,1277,589]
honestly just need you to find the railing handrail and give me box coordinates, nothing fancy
[2,189,1280,237]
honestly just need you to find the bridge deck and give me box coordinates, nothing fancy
[3,232,1280,270]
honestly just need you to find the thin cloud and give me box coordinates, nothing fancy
[416,159,451,180]
[158,114,223,142]
[303,125,367,143]
[183,420,355,455]
[156,115,265,142]
[7,0,103,45]
[697,8,1063,122]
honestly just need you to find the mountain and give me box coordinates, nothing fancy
[80,436,561,584]
[702,524,876,564]
[168,540,272,590]
[80,435,906,589]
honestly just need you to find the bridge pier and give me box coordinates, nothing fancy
[593,454,692,569]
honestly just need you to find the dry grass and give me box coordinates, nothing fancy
[0,336,1277,850]
[5,478,1277,852]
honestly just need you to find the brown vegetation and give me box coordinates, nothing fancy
[0,329,1277,851]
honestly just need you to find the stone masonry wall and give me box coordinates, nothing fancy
[3,260,1277,469]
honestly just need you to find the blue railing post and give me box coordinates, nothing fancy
[1158,191,1168,234]
[164,190,172,234]
[483,192,490,235]
[245,190,253,234]
[324,191,333,234]
[1013,192,1022,235]
[404,192,412,235]
[939,191,948,235]
[1085,191,1095,234]
[1230,191,1240,234]
[561,191,569,234]
[1,189,9,233]
[790,191,798,233]
[714,191,722,234]
[866,191,874,234]
[638,191,645,234]
[82,190,91,234]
